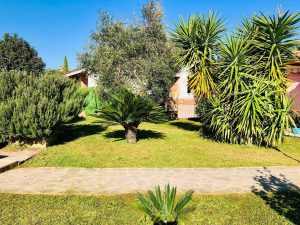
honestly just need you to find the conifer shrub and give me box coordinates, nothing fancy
[0,70,86,143]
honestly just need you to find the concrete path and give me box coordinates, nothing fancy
[0,150,38,173]
[0,166,299,195]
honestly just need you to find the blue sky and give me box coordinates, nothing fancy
[0,0,299,69]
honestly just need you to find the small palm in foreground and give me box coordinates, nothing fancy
[96,88,168,143]
[137,184,194,225]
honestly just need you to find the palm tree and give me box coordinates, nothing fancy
[171,12,225,98]
[254,11,300,83]
[200,11,300,147]
[96,88,168,143]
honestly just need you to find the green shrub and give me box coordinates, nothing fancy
[0,70,86,143]
[137,184,194,225]
[84,88,101,115]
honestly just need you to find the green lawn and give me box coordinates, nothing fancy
[24,116,300,168]
[0,192,298,225]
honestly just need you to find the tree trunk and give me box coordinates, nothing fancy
[125,125,138,143]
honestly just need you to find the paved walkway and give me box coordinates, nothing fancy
[0,150,38,172]
[0,166,299,195]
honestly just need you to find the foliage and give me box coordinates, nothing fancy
[0,33,45,74]
[172,12,225,98]
[62,56,69,73]
[136,184,194,225]
[78,0,176,106]
[173,11,300,147]
[96,88,167,143]
[0,70,86,143]
[84,88,101,115]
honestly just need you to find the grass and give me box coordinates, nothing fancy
[23,116,300,168]
[0,192,298,225]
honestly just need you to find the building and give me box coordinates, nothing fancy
[65,68,96,88]
[168,69,196,119]
[287,43,300,111]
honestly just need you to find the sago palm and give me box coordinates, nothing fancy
[171,12,225,98]
[136,184,194,225]
[96,88,168,143]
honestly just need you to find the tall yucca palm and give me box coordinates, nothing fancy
[171,12,225,98]
[137,184,194,225]
[254,11,300,82]
[96,88,168,143]
[205,11,299,147]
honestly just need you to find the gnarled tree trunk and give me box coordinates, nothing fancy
[124,124,138,143]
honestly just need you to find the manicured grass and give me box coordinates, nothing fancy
[0,193,297,225]
[25,116,300,168]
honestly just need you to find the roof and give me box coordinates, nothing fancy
[65,68,86,77]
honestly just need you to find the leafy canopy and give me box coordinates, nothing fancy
[0,33,45,74]
[79,0,176,106]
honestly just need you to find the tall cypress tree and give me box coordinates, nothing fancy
[62,56,69,73]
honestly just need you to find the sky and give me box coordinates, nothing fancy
[0,0,299,69]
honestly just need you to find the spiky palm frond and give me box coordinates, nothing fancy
[233,80,274,144]
[265,93,296,146]
[96,88,168,128]
[254,11,300,82]
[218,35,254,97]
[171,12,225,98]
[137,184,194,224]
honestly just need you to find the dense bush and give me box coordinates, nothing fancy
[0,70,86,143]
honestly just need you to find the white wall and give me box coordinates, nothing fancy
[177,69,194,100]
[88,76,96,87]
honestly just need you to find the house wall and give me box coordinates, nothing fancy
[288,73,300,111]
[79,75,88,88]
[169,69,196,119]
[88,76,96,87]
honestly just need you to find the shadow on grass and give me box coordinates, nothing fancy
[169,121,201,132]
[252,168,300,224]
[56,124,106,145]
[273,146,300,164]
[104,129,165,141]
